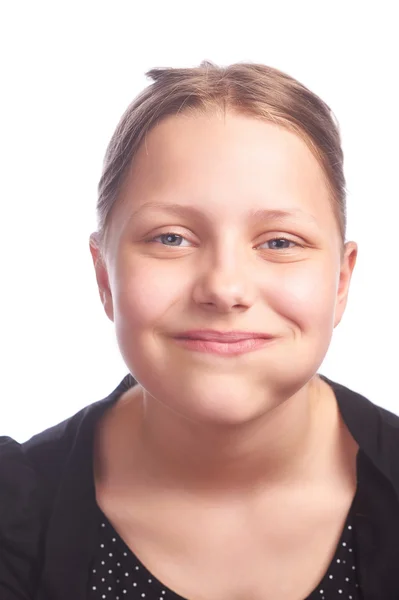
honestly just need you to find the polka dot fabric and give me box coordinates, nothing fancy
[88,504,361,600]
[307,518,361,600]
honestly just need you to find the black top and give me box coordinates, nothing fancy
[88,498,361,600]
[1,374,399,600]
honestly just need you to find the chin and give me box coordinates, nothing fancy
[165,378,283,427]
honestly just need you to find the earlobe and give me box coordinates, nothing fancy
[89,233,114,322]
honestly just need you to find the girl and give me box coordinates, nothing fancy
[1,61,399,600]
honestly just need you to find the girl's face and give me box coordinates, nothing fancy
[91,111,357,424]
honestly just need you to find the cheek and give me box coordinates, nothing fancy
[267,261,338,330]
[112,259,183,329]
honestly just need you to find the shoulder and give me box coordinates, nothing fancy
[325,375,399,436]
[322,374,399,490]
[21,397,106,486]
[1,374,134,498]
[20,374,134,483]
[0,411,97,598]
[0,374,134,598]
[0,436,45,598]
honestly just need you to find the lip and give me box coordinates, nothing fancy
[173,330,275,356]
[175,330,274,342]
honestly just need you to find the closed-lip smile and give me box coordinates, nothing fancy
[173,330,275,356]
[176,329,273,344]
[174,330,274,342]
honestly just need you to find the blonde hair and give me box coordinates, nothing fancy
[96,61,347,249]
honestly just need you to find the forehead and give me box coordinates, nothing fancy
[114,110,336,233]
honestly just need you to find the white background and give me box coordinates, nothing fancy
[0,1,397,442]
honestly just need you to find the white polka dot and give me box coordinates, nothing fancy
[123,591,127,595]
[100,543,104,548]
[101,523,106,527]
[338,591,342,594]
[117,562,121,567]
[102,595,106,599]
[329,575,333,579]
[349,548,353,552]
[112,538,116,542]
[92,569,96,573]
[109,553,113,557]
[352,565,356,570]
[92,586,96,590]
[108,587,112,591]
[117,579,120,583]
[141,595,146,598]
[102,578,105,582]
[342,542,347,546]
[348,525,352,530]
[133,582,138,587]
[337,559,341,563]
[345,577,349,582]
[135,566,139,570]
[148,578,152,583]
[101,561,105,565]
[108,570,112,574]
[123,552,127,556]
[125,572,129,576]
[319,591,324,594]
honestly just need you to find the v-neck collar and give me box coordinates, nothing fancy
[34,374,399,599]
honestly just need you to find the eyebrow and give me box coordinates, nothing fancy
[130,202,319,226]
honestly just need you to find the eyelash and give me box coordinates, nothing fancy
[148,232,300,250]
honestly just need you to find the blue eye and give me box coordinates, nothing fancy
[148,233,299,250]
[151,233,189,246]
[263,237,298,250]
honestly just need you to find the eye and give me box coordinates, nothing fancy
[149,232,191,247]
[147,233,300,250]
[259,237,299,250]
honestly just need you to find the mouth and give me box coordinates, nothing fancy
[173,331,276,356]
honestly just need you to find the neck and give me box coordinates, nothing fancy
[123,375,340,495]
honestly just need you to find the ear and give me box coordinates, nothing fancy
[89,233,114,322]
[333,241,358,328]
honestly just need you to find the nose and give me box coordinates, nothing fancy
[192,246,256,313]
